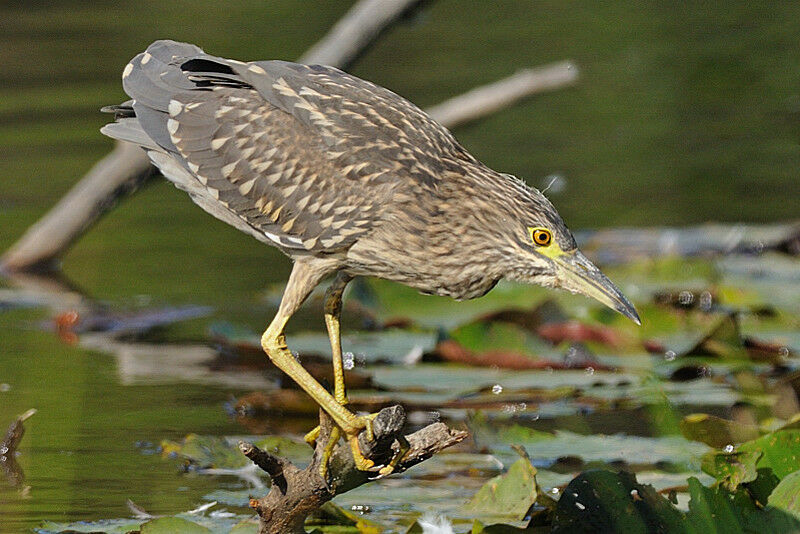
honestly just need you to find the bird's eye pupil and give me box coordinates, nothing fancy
[531,228,551,246]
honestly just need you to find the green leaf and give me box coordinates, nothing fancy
[767,470,800,521]
[478,426,709,470]
[140,517,213,534]
[464,456,540,520]
[162,433,248,469]
[229,518,259,534]
[700,450,761,490]
[551,470,685,533]
[449,321,553,359]
[686,476,749,534]
[306,501,383,533]
[738,429,800,479]
[161,434,307,470]
[686,476,800,534]
[682,314,749,360]
[38,519,142,533]
[680,413,760,448]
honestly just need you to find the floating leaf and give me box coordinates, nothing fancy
[477,425,710,470]
[686,476,800,533]
[161,434,308,470]
[464,455,539,520]
[738,430,800,479]
[682,314,749,360]
[767,470,800,521]
[38,519,143,534]
[211,321,438,364]
[306,501,383,533]
[680,413,760,448]
[551,470,684,533]
[140,517,213,533]
[700,450,761,490]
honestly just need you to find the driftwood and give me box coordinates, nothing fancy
[242,405,467,534]
[1,409,36,489]
[1,0,578,273]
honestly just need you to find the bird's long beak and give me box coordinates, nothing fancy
[552,250,641,325]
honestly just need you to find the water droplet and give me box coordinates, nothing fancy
[551,487,560,495]
[351,504,371,514]
[343,351,355,370]
[664,350,676,362]
[699,291,713,311]
[492,384,503,394]
[724,444,734,453]
[575,501,586,510]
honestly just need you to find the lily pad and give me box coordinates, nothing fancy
[686,476,800,533]
[38,519,143,534]
[682,314,749,360]
[140,517,213,534]
[680,413,761,448]
[464,455,540,520]
[161,434,308,470]
[700,450,761,490]
[551,470,684,533]
[738,429,800,479]
[767,470,800,521]
[477,425,710,470]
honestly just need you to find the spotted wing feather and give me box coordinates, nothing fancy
[105,40,475,253]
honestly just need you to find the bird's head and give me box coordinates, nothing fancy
[497,181,640,325]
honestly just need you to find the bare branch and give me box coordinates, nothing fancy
[245,405,467,534]
[1,142,153,272]
[300,0,428,69]
[427,61,579,129]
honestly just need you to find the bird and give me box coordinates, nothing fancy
[102,40,640,478]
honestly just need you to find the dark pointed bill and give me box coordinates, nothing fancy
[553,250,641,325]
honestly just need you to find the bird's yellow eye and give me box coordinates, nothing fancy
[529,227,552,247]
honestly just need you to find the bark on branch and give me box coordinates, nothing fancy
[241,405,467,534]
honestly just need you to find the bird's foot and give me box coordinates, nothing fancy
[311,413,388,483]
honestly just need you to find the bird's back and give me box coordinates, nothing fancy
[103,40,477,256]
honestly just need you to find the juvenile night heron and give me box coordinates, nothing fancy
[102,40,639,476]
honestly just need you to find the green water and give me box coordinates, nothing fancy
[1,1,799,532]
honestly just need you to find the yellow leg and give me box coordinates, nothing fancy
[325,272,352,406]
[262,261,373,471]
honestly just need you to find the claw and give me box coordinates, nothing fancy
[377,435,410,476]
[304,426,320,447]
[318,426,340,483]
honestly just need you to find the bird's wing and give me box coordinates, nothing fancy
[109,40,441,253]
